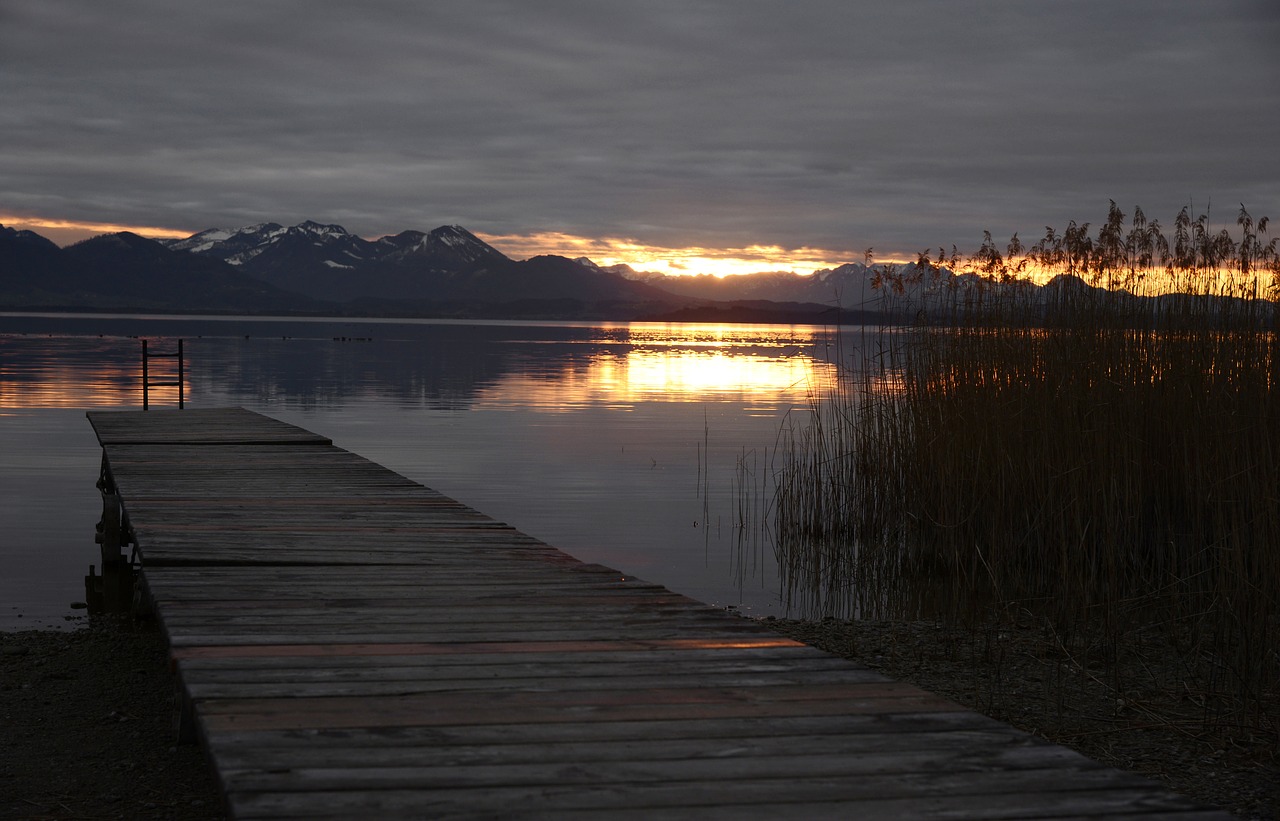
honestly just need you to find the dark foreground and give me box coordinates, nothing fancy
[1,620,224,820]
[2,618,1276,820]
[767,618,1278,821]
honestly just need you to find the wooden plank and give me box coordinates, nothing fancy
[182,668,912,700]
[200,711,1021,752]
[83,408,1227,819]
[194,686,960,733]
[89,407,332,445]
[228,791,1224,821]
[179,657,872,687]
[168,637,806,657]
[220,744,1103,792]
[225,772,1212,820]
[207,726,1032,769]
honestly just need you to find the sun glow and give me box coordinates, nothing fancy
[478,231,851,278]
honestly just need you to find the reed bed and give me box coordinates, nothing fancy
[770,203,1280,742]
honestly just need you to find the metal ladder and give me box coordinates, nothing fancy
[141,338,184,409]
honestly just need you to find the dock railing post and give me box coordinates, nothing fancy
[142,339,149,410]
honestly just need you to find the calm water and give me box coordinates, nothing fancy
[0,313,859,630]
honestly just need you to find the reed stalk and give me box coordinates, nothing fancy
[770,203,1280,742]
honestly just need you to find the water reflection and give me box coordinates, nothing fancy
[477,348,833,411]
[1,317,841,412]
[0,336,151,409]
[0,314,859,629]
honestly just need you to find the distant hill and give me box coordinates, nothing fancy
[0,228,313,312]
[160,221,686,315]
[0,220,877,322]
[0,225,78,304]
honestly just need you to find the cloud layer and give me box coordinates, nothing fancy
[3,0,1278,261]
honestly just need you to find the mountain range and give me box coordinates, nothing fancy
[0,219,892,321]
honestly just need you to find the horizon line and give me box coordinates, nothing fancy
[1,214,903,278]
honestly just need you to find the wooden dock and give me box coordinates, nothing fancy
[86,408,1226,819]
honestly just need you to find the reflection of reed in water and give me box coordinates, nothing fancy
[755,203,1280,743]
[730,444,769,592]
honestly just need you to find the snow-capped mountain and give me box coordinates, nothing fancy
[166,223,286,257]
[152,220,687,310]
[163,222,511,302]
[3,218,890,320]
[376,225,507,267]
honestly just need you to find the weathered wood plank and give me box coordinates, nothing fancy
[207,726,1032,770]
[89,407,332,445]
[221,744,1105,792]
[183,665,897,699]
[168,637,806,656]
[200,711,1018,751]
[83,408,1227,819]
[176,648,851,676]
[225,773,1212,820]
[195,686,960,733]
[180,659,871,689]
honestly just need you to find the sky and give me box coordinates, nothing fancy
[3,0,1279,276]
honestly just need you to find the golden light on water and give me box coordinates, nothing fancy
[475,323,838,411]
[0,336,184,410]
[0,361,171,409]
[2,323,841,412]
[477,351,827,410]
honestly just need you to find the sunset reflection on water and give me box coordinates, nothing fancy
[475,323,839,411]
[1,316,861,628]
[1,320,845,412]
[476,348,834,411]
[0,335,171,409]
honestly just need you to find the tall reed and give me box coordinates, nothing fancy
[772,203,1280,740]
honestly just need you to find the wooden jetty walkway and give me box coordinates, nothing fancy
[86,408,1226,819]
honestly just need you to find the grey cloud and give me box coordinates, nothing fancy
[2,0,1276,259]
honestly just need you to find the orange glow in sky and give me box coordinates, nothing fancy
[1,215,861,277]
[477,231,852,277]
[0,215,188,246]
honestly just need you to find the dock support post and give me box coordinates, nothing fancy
[90,452,136,614]
[174,678,198,745]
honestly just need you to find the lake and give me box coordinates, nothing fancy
[1,312,860,630]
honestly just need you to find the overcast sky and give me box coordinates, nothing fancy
[3,0,1278,269]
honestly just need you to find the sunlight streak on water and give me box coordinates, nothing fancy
[474,348,832,411]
